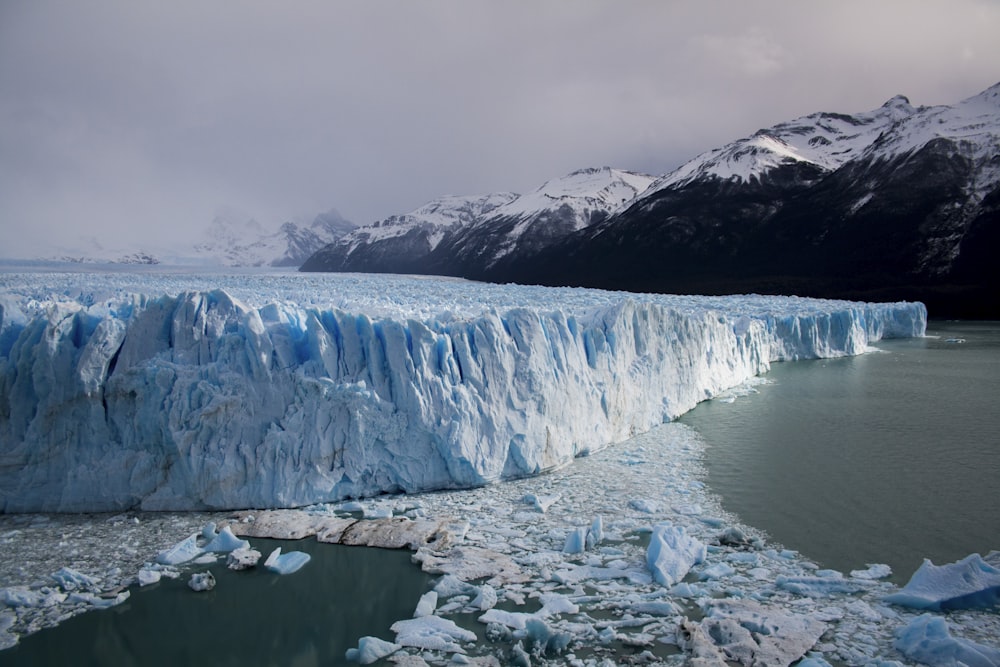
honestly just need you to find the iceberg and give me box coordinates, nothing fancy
[646,524,706,587]
[885,553,1000,611]
[263,547,311,575]
[0,272,926,511]
[894,614,1000,667]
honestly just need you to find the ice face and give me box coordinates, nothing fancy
[0,271,927,512]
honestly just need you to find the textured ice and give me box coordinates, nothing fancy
[885,554,1000,611]
[895,614,1000,667]
[0,271,924,511]
[390,615,477,653]
[345,635,401,664]
[646,524,706,587]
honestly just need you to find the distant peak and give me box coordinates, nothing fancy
[882,94,911,109]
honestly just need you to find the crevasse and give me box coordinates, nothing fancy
[0,284,925,512]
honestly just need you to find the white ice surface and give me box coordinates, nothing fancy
[0,271,925,512]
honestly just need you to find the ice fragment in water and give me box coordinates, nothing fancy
[885,553,1000,610]
[894,614,1000,667]
[188,571,216,592]
[263,547,311,575]
[202,524,250,553]
[345,636,401,664]
[155,533,204,565]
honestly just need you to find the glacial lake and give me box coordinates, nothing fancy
[683,321,1000,582]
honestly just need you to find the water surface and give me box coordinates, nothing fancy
[3,538,430,667]
[683,321,1000,581]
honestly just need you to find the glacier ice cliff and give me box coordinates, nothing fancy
[0,272,926,512]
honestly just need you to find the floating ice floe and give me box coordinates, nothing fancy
[345,635,401,664]
[390,615,477,653]
[187,572,216,592]
[226,546,261,571]
[894,614,1000,667]
[885,553,1000,611]
[263,547,311,575]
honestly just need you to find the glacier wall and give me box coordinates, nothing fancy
[0,274,926,512]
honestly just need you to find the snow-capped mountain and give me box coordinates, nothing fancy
[302,193,518,274]
[513,82,999,317]
[193,208,356,267]
[303,82,999,318]
[300,167,655,274]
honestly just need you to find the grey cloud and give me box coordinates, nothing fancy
[1,0,999,257]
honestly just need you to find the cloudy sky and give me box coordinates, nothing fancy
[1,1,998,258]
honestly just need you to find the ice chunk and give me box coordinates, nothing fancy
[885,554,1000,611]
[470,584,497,611]
[523,494,560,513]
[202,524,251,553]
[50,567,98,591]
[434,574,476,599]
[776,572,867,597]
[629,499,659,514]
[155,533,204,565]
[390,615,477,653]
[563,526,589,554]
[587,515,604,548]
[850,563,892,580]
[263,547,311,575]
[1,586,67,608]
[226,546,262,571]
[646,524,706,587]
[413,590,437,617]
[345,636,401,664]
[137,566,162,586]
[894,614,1000,667]
[188,571,216,592]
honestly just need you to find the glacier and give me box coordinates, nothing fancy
[0,271,926,512]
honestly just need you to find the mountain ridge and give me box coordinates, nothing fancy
[302,83,1000,318]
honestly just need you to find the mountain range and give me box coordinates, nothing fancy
[302,83,1000,318]
[45,209,356,267]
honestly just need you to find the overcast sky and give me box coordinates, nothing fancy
[1,1,998,257]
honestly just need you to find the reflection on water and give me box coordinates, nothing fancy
[683,322,1000,581]
[3,538,430,667]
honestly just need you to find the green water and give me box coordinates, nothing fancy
[683,321,1000,582]
[2,538,430,667]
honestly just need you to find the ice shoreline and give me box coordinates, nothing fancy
[3,420,998,664]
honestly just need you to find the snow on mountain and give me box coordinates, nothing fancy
[476,167,656,263]
[301,167,655,274]
[193,208,356,267]
[0,270,925,511]
[647,83,1000,197]
[341,192,518,253]
[650,94,920,191]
